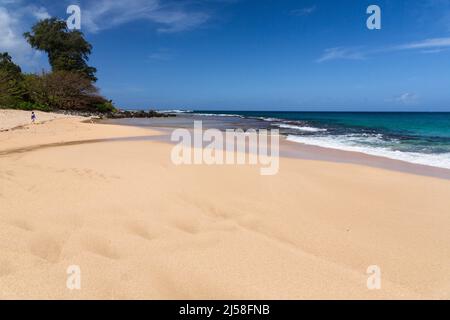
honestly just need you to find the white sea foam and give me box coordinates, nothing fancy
[287,134,450,169]
[193,113,245,118]
[259,117,281,122]
[158,109,193,113]
[275,123,327,132]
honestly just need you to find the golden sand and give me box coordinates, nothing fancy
[1,111,449,299]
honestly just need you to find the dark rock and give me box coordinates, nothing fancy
[105,110,175,119]
[49,109,176,119]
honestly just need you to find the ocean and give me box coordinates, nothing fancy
[164,110,450,169]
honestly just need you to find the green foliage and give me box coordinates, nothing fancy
[0,53,26,106]
[0,52,22,78]
[2,65,111,112]
[7,101,52,112]
[94,101,116,113]
[0,17,115,113]
[22,70,105,110]
[24,18,97,82]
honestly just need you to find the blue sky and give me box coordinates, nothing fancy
[1,0,450,111]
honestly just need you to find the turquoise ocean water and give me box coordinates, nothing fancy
[166,111,450,169]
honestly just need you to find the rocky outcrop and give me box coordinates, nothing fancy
[106,110,175,119]
[58,109,176,119]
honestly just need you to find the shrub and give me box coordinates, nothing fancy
[9,101,52,112]
[22,71,111,111]
[94,101,116,113]
[0,54,26,105]
[1,51,114,113]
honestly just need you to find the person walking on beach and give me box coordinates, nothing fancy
[31,111,36,123]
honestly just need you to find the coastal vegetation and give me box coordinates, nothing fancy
[0,18,115,113]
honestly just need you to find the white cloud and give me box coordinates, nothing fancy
[29,5,51,20]
[390,93,418,105]
[421,48,448,54]
[291,6,317,17]
[318,37,450,62]
[393,37,450,50]
[82,0,210,34]
[0,0,212,68]
[0,4,49,67]
[148,48,173,61]
[0,7,33,65]
[316,47,365,63]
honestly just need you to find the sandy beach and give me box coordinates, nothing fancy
[0,110,76,132]
[1,110,450,299]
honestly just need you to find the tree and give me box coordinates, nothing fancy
[0,70,12,104]
[24,18,97,82]
[0,52,25,106]
[0,19,114,112]
[0,52,22,78]
[23,71,108,110]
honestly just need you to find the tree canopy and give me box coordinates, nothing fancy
[24,18,97,82]
[0,52,22,80]
[0,53,25,105]
[1,18,115,113]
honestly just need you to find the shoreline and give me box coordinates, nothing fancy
[0,110,81,132]
[5,109,448,180]
[100,118,450,180]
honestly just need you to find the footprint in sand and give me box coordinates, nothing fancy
[127,222,157,241]
[5,170,15,177]
[0,170,15,181]
[29,234,63,263]
[9,219,34,232]
[172,219,200,235]
[82,235,120,260]
[66,168,109,180]
[0,260,13,277]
